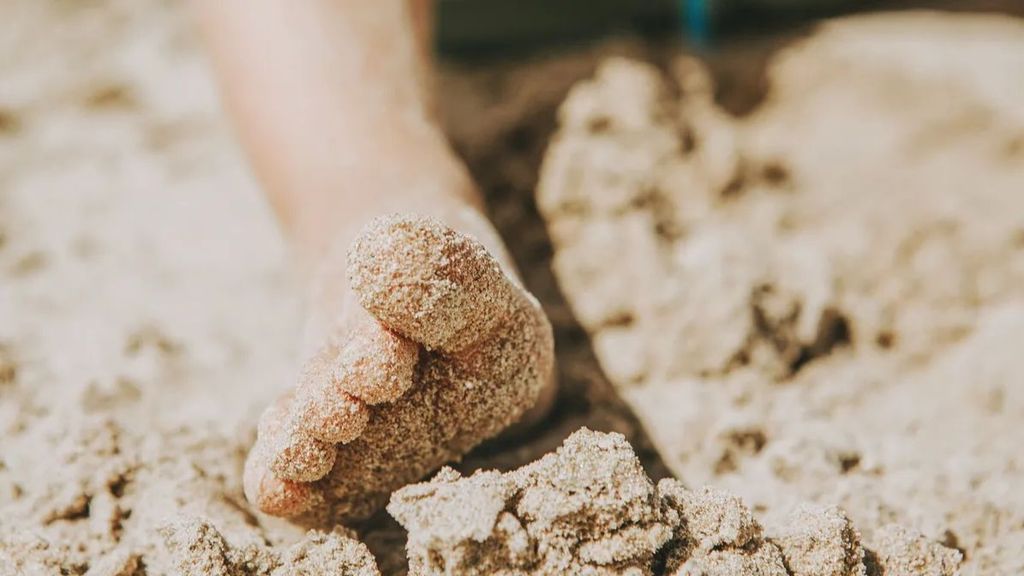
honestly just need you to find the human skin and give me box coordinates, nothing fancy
[191,0,556,523]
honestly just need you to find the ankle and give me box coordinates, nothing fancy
[296,197,470,264]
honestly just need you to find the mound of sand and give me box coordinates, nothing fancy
[389,429,959,576]
[537,13,1024,576]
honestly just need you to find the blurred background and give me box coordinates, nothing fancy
[436,0,1024,54]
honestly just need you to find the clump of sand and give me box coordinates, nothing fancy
[537,13,1024,576]
[388,428,959,576]
[160,519,378,576]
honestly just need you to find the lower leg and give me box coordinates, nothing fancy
[193,0,520,347]
[192,0,481,261]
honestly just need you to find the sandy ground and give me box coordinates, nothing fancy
[0,0,1021,574]
[536,13,1024,576]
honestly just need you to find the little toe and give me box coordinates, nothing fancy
[347,214,524,354]
[244,433,320,517]
[257,386,337,482]
[293,386,370,445]
[269,430,336,482]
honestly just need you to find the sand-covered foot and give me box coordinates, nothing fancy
[244,214,555,525]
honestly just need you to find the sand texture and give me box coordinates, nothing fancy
[0,0,1021,574]
[537,13,1024,576]
[390,429,959,576]
[0,1,381,573]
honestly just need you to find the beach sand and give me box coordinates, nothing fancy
[0,1,1021,574]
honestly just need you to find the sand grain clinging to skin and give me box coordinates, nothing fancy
[244,214,554,525]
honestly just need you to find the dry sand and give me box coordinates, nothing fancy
[390,428,960,575]
[537,12,1024,576]
[0,0,1020,574]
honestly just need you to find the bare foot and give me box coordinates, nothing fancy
[243,212,555,525]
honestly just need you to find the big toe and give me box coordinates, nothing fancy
[347,214,524,354]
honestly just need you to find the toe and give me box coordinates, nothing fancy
[243,445,319,517]
[291,342,374,444]
[335,316,419,405]
[258,389,337,482]
[347,214,524,354]
[269,431,336,482]
[245,402,321,516]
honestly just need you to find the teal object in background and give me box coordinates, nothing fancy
[685,0,711,48]
[436,0,860,55]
